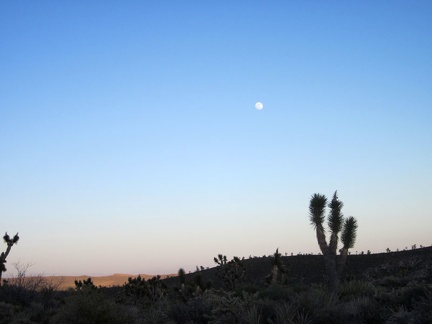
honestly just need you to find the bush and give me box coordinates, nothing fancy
[51,289,135,324]
[338,280,377,300]
[166,297,213,323]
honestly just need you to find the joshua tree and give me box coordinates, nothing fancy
[214,254,245,290]
[1,232,20,285]
[266,248,288,286]
[309,191,357,295]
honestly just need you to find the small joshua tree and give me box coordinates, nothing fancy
[124,275,168,304]
[266,248,288,286]
[176,268,212,301]
[214,254,245,290]
[309,191,357,295]
[74,277,98,292]
[1,232,20,285]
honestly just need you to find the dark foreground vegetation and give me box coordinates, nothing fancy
[1,246,431,323]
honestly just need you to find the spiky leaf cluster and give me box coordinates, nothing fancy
[328,191,344,234]
[214,254,227,266]
[309,194,327,229]
[341,216,358,249]
[309,192,357,253]
[3,232,19,244]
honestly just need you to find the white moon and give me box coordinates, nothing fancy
[255,102,263,110]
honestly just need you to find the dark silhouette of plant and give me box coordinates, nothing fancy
[213,254,227,266]
[124,275,168,305]
[176,268,212,301]
[309,191,358,295]
[1,232,20,285]
[147,275,168,302]
[74,278,99,292]
[266,248,288,286]
[214,254,245,290]
[0,262,61,310]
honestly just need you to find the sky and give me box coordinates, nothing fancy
[1,1,431,276]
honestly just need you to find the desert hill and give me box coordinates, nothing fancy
[7,246,431,290]
[164,246,432,288]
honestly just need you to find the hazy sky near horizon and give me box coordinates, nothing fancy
[1,1,431,276]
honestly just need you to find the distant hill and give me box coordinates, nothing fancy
[6,273,173,290]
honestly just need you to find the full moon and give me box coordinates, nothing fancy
[255,102,263,110]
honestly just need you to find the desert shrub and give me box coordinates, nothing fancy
[376,276,408,288]
[328,296,379,323]
[51,289,135,324]
[174,269,213,302]
[204,290,265,323]
[412,289,432,323]
[0,301,57,324]
[267,302,299,324]
[375,289,402,314]
[204,290,244,323]
[396,282,430,310]
[0,263,61,308]
[165,302,191,323]
[239,304,262,324]
[0,301,15,324]
[166,297,213,323]
[386,306,419,323]
[203,290,299,324]
[293,285,335,321]
[338,280,377,300]
[257,285,292,302]
[141,302,172,324]
[124,275,168,306]
[234,283,260,296]
[74,277,99,292]
[123,275,148,305]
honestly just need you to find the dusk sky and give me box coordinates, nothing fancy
[1,1,431,276]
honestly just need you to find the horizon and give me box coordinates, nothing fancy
[1,1,431,277]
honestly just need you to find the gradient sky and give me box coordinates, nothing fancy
[1,1,431,276]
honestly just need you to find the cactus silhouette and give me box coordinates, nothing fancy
[0,232,20,285]
[176,267,212,301]
[309,191,357,295]
[266,248,288,286]
[124,275,168,304]
[214,254,245,290]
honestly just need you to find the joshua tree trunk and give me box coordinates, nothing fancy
[1,232,20,285]
[0,246,12,284]
[338,248,349,275]
[324,255,339,295]
[315,225,328,255]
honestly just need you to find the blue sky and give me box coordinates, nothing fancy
[1,1,431,276]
